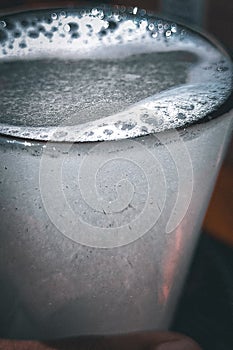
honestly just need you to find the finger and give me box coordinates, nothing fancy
[43,331,202,350]
[0,331,202,350]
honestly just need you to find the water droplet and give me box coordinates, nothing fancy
[133,7,138,15]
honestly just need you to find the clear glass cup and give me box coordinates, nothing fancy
[0,5,232,340]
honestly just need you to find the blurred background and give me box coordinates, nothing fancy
[0,1,232,349]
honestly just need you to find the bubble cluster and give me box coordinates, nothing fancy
[0,6,232,142]
[0,6,189,59]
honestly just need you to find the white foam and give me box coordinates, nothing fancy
[0,6,232,142]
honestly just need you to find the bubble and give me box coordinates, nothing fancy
[185,105,194,111]
[53,131,68,138]
[158,23,164,31]
[133,7,138,15]
[181,29,186,36]
[103,129,113,135]
[0,21,6,28]
[151,32,158,38]
[165,30,172,37]
[139,9,147,16]
[14,31,21,38]
[148,23,155,31]
[141,116,163,127]
[63,24,71,32]
[60,11,66,18]
[86,24,92,30]
[44,31,53,39]
[91,8,99,16]
[107,20,117,30]
[177,113,186,120]
[171,23,177,33]
[71,32,80,39]
[19,41,27,48]
[51,13,58,20]
[46,18,52,24]
[21,20,29,27]
[139,20,148,30]
[31,20,37,27]
[38,25,45,33]
[217,66,229,72]
[28,30,39,39]
[141,126,148,132]
[114,121,137,130]
[84,131,94,137]
[67,22,79,32]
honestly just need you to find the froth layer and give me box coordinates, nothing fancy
[0,6,232,142]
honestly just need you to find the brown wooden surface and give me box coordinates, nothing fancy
[203,140,233,246]
[203,0,233,246]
